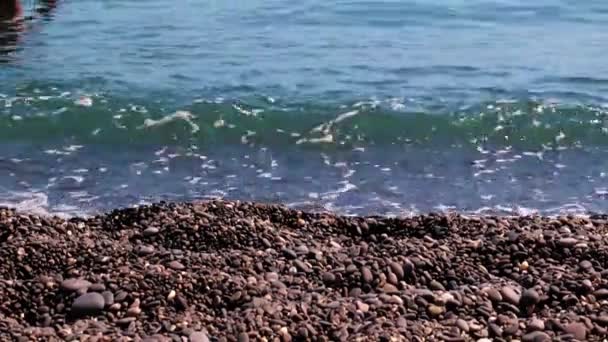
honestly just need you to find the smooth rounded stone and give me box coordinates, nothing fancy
[455,319,470,333]
[488,323,503,337]
[563,323,586,340]
[127,306,142,317]
[527,318,545,332]
[382,283,399,294]
[595,315,608,326]
[89,283,106,292]
[484,288,503,302]
[356,301,369,313]
[116,317,136,326]
[361,267,373,284]
[520,288,540,306]
[579,260,593,270]
[321,272,335,284]
[389,261,404,279]
[71,292,105,316]
[581,279,593,291]
[349,287,362,297]
[282,248,298,260]
[115,291,128,302]
[294,260,312,273]
[137,245,155,255]
[403,259,415,277]
[522,331,551,342]
[594,289,608,299]
[237,332,249,342]
[427,304,444,317]
[387,272,399,286]
[143,227,160,236]
[294,245,309,255]
[168,260,185,270]
[430,280,445,291]
[346,264,358,274]
[101,291,114,306]
[61,278,92,292]
[501,286,521,305]
[558,237,578,247]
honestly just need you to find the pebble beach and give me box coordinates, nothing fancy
[1,200,608,341]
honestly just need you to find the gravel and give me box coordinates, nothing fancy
[0,200,607,340]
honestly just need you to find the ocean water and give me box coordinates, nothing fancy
[1,0,608,216]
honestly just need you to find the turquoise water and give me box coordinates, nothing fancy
[2,0,608,215]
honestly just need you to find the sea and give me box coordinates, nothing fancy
[1,0,608,217]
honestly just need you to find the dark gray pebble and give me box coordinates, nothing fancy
[101,291,114,306]
[71,292,105,316]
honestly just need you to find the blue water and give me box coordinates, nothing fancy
[1,0,608,216]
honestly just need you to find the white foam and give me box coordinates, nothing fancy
[139,111,200,133]
[74,96,93,107]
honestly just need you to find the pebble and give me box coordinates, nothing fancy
[429,280,445,291]
[71,292,105,316]
[594,289,608,299]
[0,200,606,340]
[485,288,503,302]
[564,322,586,340]
[501,286,521,305]
[282,248,297,260]
[356,301,369,313]
[237,332,249,342]
[361,267,373,284]
[382,283,399,294]
[389,261,404,279]
[522,331,551,342]
[294,260,311,273]
[321,272,335,283]
[520,288,540,306]
[456,319,469,333]
[427,304,444,317]
[60,278,91,292]
[137,245,155,255]
[168,260,185,270]
[558,237,578,247]
[527,318,545,332]
[143,227,160,236]
[101,291,114,306]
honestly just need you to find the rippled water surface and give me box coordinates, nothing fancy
[2,0,608,216]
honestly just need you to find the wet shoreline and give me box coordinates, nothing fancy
[1,200,607,340]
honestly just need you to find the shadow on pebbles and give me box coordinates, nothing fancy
[0,200,608,341]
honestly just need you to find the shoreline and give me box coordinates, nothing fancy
[1,200,607,341]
